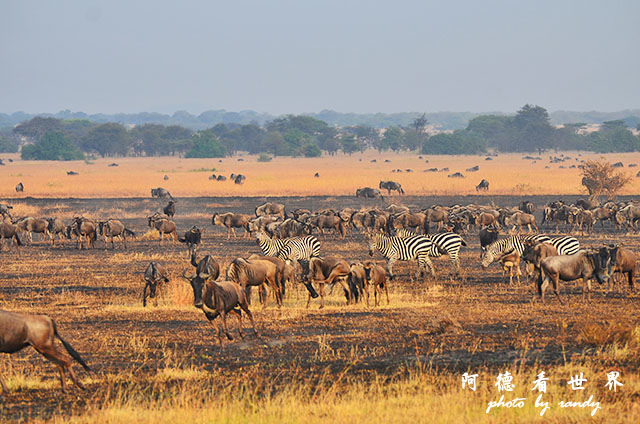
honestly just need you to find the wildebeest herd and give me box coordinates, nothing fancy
[0,193,637,396]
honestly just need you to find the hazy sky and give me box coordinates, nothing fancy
[2,0,639,115]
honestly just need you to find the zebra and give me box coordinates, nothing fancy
[255,231,320,261]
[367,233,438,280]
[481,234,580,268]
[395,229,467,275]
[255,231,321,298]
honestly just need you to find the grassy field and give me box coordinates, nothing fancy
[2,151,640,198]
[0,195,639,422]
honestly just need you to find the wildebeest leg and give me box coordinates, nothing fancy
[143,282,150,307]
[551,275,563,305]
[364,281,370,307]
[265,275,282,307]
[34,344,76,392]
[382,281,390,305]
[237,300,258,337]
[386,258,395,280]
[318,282,325,309]
[228,309,244,339]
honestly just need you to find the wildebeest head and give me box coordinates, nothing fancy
[367,234,380,257]
[184,252,219,308]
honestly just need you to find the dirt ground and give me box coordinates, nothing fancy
[0,195,639,421]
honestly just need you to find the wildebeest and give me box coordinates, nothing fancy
[505,212,538,233]
[217,175,227,181]
[255,202,286,218]
[67,171,79,176]
[108,163,119,167]
[163,200,176,218]
[479,226,499,257]
[163,174,169,181]
[362,261,389,307]
[16,216,50,244]
[15,182,23,192]
[248,254,288,298]
[466,165,480,172]
[355,187,383,199]
[475,179,489,191]
[389,212,428,235]
[522,241,558,281]
[310,214,346,239]
[379,180,404,195]
[448,172,465,178]
[0,204,12,220]
[0,310,90,393]
[147,214,177,243]
[98,219,132,249]
[143,262,170,307]
[211,212,251,239]
[606,245,638,291]
[234,174,246,184]
[347,262,366,304]
[302,257,351,308]
[537,248,615,303]
[519,201,535,214]
[227,257,282,307]
[46,217,66,246]
[0,221,22,250]
[67,217,97,249]
[178,226,203,256]
[150,187,173,200]
[314,172,320,178]
[196,279,258,347]
[272,218,312,238]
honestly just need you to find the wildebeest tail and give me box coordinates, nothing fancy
[52,321,90,371]
[14,233,22,246]
[460,237,467,246]
[124,228,136,238]
[399,187,405,195]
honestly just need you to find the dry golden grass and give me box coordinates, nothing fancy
[2,151,640,198]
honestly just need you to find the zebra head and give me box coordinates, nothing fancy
[481,247,496,269]
[367,234,382,256]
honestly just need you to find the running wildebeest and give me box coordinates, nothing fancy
[150,187,173,200]
[356,187,383,199]
[143,262,170,307]
[476,179,489,191]
[379,180,404,195]
[163,200,176,218]
[15,182,23,192]
[302,257,352,308]
[0,310,90,393]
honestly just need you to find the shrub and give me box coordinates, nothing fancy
[257,153,272,162]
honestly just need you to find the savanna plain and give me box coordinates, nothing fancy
[0,152,639,423]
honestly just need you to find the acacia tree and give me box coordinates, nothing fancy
[580,159,632,201]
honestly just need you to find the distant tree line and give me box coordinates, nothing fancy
[3,105,639,160]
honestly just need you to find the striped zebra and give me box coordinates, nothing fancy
[481,234,580,268]
[255,231,321,297]
[367,233,438,280]
[395,229,467,275]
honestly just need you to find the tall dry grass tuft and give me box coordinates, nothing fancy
[140,230,161,240]
[165,280,193,307]
[577,322,638,347]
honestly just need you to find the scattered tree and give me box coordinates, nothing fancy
[580,159,632,201]
[21,131,83,160]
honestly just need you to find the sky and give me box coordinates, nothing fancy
[1,0,639,115]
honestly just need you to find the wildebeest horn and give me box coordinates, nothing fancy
[182,269,196,280]
[199,272,210,279]
[200,302,218,314]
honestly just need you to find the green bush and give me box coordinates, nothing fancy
[21,131,84,160]
[185,131,227,158]
[302,143,322,157]
[257,153,272,162]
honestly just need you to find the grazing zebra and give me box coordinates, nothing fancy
[367,233,438,280]
[481,234,580,268]
[395,229,467,276]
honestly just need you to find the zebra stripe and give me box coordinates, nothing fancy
[368,233,437,279]
[395,228,466,274]
[481,234,550,267]
[256,232,320,260]
[546,235,580,256]
[276,236,321,261]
